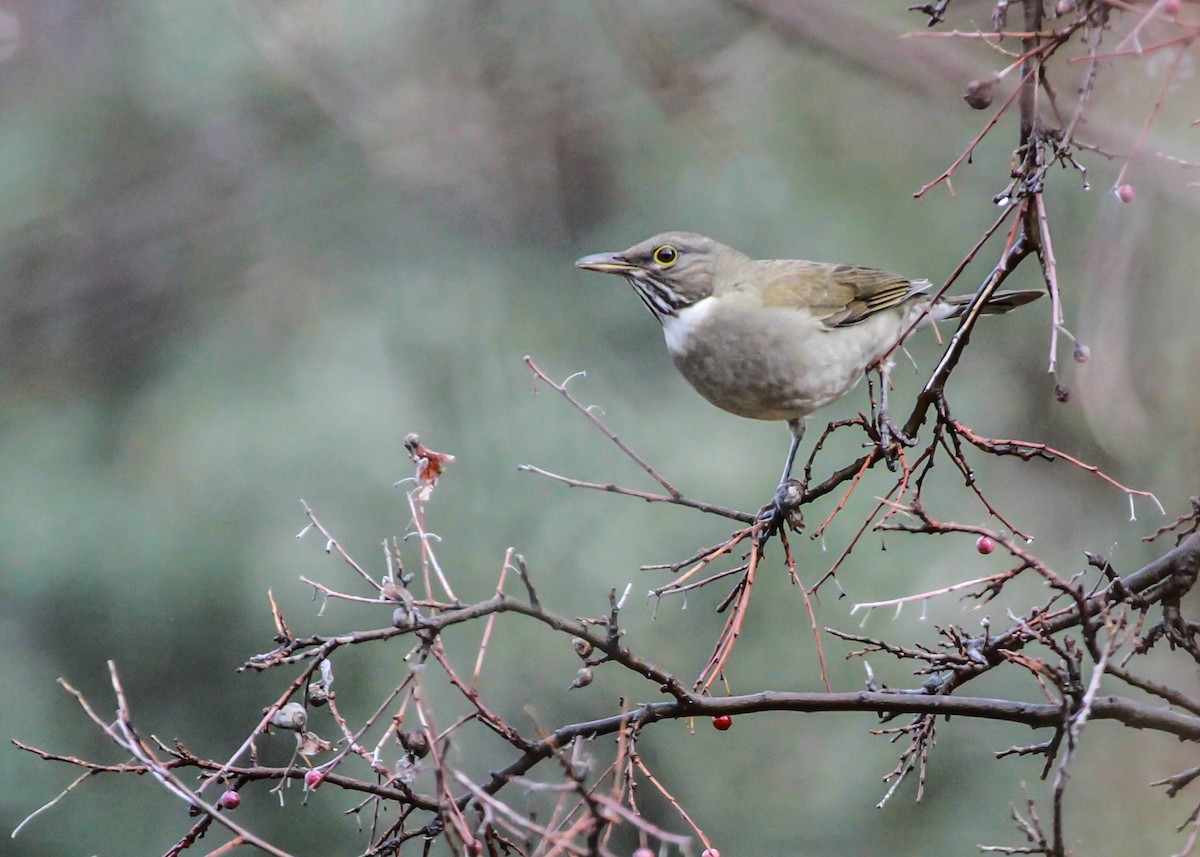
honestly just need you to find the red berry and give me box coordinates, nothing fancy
[1116,184,1135,203]
[1164,0,1182,14]
[304,769,325,790]
[633,849,655,857]
[711,714,733,731]
[701,850,721,857]
[1072,343,1091,364]
[976,536,996,555]
[218,789,240,810]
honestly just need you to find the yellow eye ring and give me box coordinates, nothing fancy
[653,244,678,267]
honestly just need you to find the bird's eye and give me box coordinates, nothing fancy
[653,245,678,267]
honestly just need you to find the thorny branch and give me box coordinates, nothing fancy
[14,440,1200,855]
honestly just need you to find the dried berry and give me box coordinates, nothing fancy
[270,702,307,731]
[399,729,431,759]
[218,789,241,810]
[307,683,330,707]
[964,74,999,109]
[1116,184,1135,204]
[392,606,414,629]
[1073,343,1091,364]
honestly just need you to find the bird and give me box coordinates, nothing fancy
[575,231,1041,493]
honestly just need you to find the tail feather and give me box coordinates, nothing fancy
[941,289,1043,318]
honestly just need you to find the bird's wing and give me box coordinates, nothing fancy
[758,260,930,328]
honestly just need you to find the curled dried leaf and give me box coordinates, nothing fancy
[404,433,456,490]
[296,730,333,756]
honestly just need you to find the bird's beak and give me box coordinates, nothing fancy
[575,252,636,274]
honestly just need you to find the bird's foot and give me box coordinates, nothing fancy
[877,416,916,471]
[868,366,916,469]
[757,479,805,534]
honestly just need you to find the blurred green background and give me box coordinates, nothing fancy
[3,2,1198,855]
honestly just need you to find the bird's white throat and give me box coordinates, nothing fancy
[661,296,716,356]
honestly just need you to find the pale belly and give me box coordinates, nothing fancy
[661,297,912,422]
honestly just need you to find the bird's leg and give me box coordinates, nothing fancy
[873,364,915,466]
[758,418,806,532]
[779,417,806,485]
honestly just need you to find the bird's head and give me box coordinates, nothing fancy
[575,231,732,323]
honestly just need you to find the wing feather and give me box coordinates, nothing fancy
[756,260,930,327]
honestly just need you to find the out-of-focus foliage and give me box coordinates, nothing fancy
[2,2,1197,855]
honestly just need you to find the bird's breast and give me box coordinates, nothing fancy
[659,295,914,421]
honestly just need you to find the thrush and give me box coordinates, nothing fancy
[576,231,1041,489]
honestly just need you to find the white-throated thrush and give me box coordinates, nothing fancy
[576,231,1041,487]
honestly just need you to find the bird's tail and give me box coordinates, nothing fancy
[940,289,1043,318]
